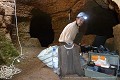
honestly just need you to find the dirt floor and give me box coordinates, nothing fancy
[11,47,59,80]
[10,46,119,80]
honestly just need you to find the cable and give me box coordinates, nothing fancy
[11,0,24,65]
[0,65,21,79]
[14,0,23,55]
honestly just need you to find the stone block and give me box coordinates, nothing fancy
[18,32,41,47]
[81,35,96,45]
[19,32,31,40]
[0,15,3,22]
[21,38,41,47]
[18,22,30,32]
[113,24,120,55]
[4,16,12,25]
[105,38,114,51]
[0,28,6,34]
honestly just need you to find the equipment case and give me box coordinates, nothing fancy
[84,52,119,80]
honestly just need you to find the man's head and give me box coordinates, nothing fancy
[76,12,87,26]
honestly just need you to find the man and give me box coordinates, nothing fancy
[59,12,88,45]
[58,12,87,77]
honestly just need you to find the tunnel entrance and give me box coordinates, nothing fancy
[80,0,119,47]
[30,8,54,47]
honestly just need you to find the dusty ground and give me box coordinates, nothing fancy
[11,47,60,80]
[10,46,119,80]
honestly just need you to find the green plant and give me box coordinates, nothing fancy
[0,33,19,65]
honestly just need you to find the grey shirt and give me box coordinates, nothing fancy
[58,43,84,77]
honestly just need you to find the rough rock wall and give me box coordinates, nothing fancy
[16,4,33,17]
[18,0,85,15]
[0,0,14,41]
[113,24,120,55]
[105,38,114,51]
[81,35,96,45]
[112,0,120,9]
[0,0,40,47]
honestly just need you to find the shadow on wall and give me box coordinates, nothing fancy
[30,8,54,47]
